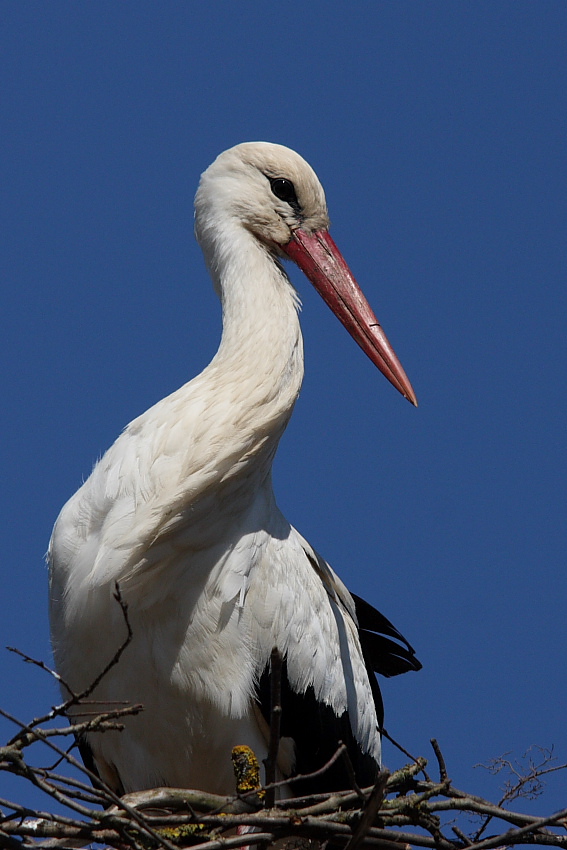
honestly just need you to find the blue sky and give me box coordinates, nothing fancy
[2,1,566,818]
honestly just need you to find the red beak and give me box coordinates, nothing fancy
[282,229,418,406]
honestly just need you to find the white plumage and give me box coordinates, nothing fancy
[49,142,419,797]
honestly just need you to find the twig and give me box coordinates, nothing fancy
[0,710,181,850]
[343,769,390,850]
[66,582,133,705]
[431,738,448,782]
[263,647,283,808]
[381,726,431,781]
[453,825,473,846]
[5,582,134,748]
[260,743,349,801]
[340,743,366,801]
[464,803,567,850]
[472,747,567,843]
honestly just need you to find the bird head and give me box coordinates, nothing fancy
[195,142,417,406]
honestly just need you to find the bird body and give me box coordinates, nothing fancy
[49,143,419,797]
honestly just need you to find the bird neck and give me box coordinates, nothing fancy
[200,224,305,485]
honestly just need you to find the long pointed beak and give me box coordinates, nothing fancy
[282,228,418,406]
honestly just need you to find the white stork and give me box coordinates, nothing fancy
[48,142,420,798]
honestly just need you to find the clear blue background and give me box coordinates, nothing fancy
[2,1,566,821]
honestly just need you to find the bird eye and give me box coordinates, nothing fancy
[270,177,299,207]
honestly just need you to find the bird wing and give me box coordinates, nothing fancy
[252,529,421,793]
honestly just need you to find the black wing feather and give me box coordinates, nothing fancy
[351,593,417,653]
[359,630,423,677]
[256,659,379,795]
[351,592,422,676]
[75,732,125,797]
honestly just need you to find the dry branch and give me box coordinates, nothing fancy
[1,701,566,850]
[2,619,566,850]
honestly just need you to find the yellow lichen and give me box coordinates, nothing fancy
[231,744,265,798]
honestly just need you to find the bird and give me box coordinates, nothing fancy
[48,142,421,799]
